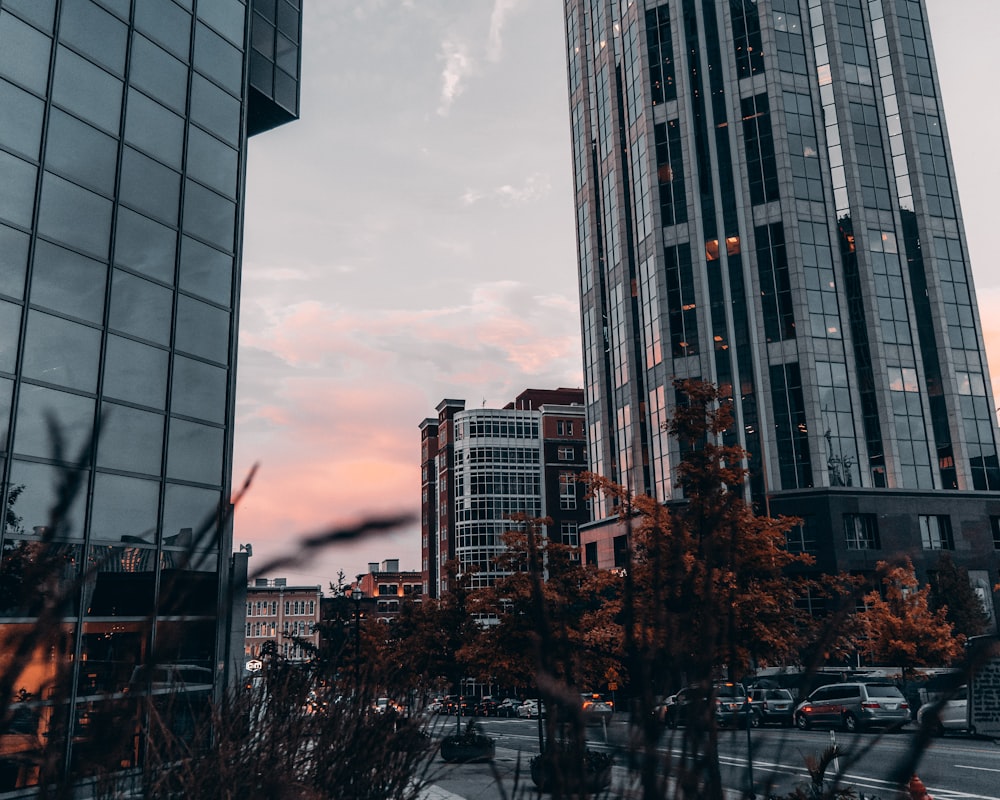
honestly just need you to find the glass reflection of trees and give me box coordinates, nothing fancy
[0,476,223,790]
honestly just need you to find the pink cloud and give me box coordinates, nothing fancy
[232,281,582,583]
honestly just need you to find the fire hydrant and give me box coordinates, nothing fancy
[909,774,933,800]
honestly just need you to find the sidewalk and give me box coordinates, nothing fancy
[420,785,468,800]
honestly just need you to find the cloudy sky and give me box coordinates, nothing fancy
[233,0,1000,587]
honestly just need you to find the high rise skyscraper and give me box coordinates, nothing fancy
[0,0,301,787]
[564,0,1000,612]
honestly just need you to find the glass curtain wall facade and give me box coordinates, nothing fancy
[564,0,1000,513]
[0,0,301,790]
[452,409,544,589]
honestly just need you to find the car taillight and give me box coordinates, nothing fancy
[901,702,909,709]
[803,705,813,712]
[861,702,880,709]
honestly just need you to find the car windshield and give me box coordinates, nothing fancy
[717,684,745,697]
[767,690,791,700]
[865,684,903,698]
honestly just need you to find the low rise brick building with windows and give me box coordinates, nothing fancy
[420,388,588,598]
[245,578,322,661]
[354,559,422,621]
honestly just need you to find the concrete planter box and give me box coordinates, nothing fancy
[439,736,495,763]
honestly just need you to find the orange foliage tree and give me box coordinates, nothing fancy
[469,516,621,701]
[858,558,963,672]
[588,379,814,690]
[585,379,818,800]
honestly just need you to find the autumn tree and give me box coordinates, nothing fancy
[589,380,812,682]
[470,515,622,748]
[859,558,963,672]
[927,553,990,639]
[587,379,814,800]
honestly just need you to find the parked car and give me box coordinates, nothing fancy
[662,683,750,729]
[580,693,614,724]
[517,699,543,719]
[916,686,968,735]
[373,697,402,714]
[475,696,499,716]
[794,682,909,732]
[425,696,445,715]
[495,698,521,718]
[441,695,477,716]
[748,687,795,727]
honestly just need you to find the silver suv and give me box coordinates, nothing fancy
[794,682,909,732]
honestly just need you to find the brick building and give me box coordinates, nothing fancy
[420,388,589,598]
[245,578,321,661]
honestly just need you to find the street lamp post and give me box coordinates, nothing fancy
[353,576,365,688]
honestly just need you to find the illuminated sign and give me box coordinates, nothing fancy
[246,659,263,672]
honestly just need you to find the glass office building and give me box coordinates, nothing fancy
[0,0,301,789]
[564,0,1000,609]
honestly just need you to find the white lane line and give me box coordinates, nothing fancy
[955,764,1000,773]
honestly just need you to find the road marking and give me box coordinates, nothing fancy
[955,764,1000,773]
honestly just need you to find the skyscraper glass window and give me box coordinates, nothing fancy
[0,0,301,789]
[564,0,1000,591]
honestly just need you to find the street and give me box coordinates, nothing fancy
[422,715,1000,799]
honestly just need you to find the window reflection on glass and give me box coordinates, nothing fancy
[0,620,74,790]
[120,146,181,225]
[86,544,156,616]
[0,301,21,374]
[0,11,52,94]
[114,207,177,284]
[97,402,164,476]
[102,335,168,410]
[179,236,233,305]
[0,225,29,300]
[134,0,192,61]
[194,22,243,94]
[0,378,11,448]
[0,78,44,160]
[30,240,107,325]
[162,483,221,544]
[252,15,274,57]
[0,150,38,230]
[198,0,247,46]
[89,472,159,544]
[71,694,141,777]
[2,0,57,31]
[125,87,185,169]
[78,621,150,696]
[52,46,123,134]
[154,621,216,669]
[186,125,238,198]
[0,542,80,617]
[129,34,188,113]
[174,294,230,364]
[13,384,95,461]
[6,459,88,538]
[183,180,236,253]
[58,0,127,75]
[275,33,297,74]
[190,74,240,145]
[166,419,223,485]
[109,269,173,346]
[37,171,112,260]
[274,68,296,112]
[21,310,102,393]
[171,355,227,425]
